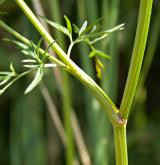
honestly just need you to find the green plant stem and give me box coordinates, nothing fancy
[113,125,128,165]
[120,0,153,119]
[132,1,160,115]
[14,0,122,126]
[141,1,160,84]
[113,1,153,164]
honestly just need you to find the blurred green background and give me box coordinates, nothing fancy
[0,0,160,165]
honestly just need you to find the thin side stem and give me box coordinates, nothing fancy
[67,42,74,57]
[14,0,122,126]
[120,0,153,119]
[113,126,128,165]
[0,21,65,67]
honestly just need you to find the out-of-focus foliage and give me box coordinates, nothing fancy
[0,0,160,165]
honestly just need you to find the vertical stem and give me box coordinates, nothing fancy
[116,1,153,164]
[131,1,160,117]
[113,126,128,165]
[141,1,160,84]
[120,0,153,119]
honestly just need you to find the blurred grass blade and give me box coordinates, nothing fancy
[101,1,120,163]
[40,83,67,145]
[76,0,111,165]
[71,112,91,165]
[10,91,47,165]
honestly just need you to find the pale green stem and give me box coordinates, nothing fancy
[113,125,128,165]
[132,1,160,113]
[14,0,122,126]
[67,42,74,57]
[120,0,153,119]
[113,1,153,165]
[141,1,160,84]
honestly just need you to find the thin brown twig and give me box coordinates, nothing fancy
[40,82,91,165]
[71,112,91,165]
[40,83,67,145]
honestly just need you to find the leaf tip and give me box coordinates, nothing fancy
[24,67,43,94]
